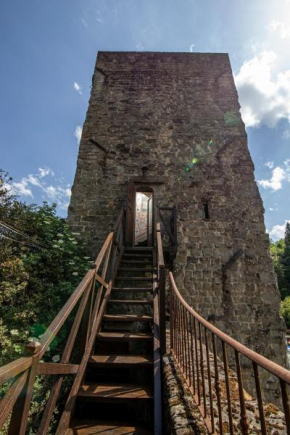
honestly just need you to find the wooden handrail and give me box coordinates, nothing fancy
[0,209,125,434]
[39,268,95,358]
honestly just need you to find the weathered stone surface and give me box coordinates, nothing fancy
[68,52,287,402]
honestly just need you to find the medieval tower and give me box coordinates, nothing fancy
[68,51,286,400]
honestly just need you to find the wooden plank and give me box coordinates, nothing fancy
[115,277,153,281]
[0,371,28,430]
[88,354,153,367]
[65,419,152,435]
[0,357,32,386]
[39,268,95,358]
[96,332,153,342]
[38,285,92,435]
[56,280,115,433]
[153,269,163,435]
[109,299,152,305]
[8,344,41,435]
[78,383,153,400]
[118,268,154,272]
[36,363,79,376]
[95,273,108,289]
[103,314,153,322]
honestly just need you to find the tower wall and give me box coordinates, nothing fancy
[68,52,286,400]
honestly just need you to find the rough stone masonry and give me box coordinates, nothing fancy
[68,52,286,402]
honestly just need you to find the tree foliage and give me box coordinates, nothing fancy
[0,169,92,433]
[270,222,290,327]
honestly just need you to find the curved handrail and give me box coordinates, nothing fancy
[169,272,290,384]
[169,271,290,435]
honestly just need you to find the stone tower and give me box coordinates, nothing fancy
[68,52,286,400]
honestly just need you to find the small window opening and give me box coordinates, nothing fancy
[203,202,210,220]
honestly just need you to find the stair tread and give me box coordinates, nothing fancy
[78,383,153,400]
[123,254,152,258]
[67,419,152,434]
[113,287,153,291]
[118,268,154,272]
[97,331,153,341]
[125,247,153,251]
[103,314,153,322]
[121,260,153,263]
[115,276,153,281]
[109,299,152,305]
[89,354,153,366]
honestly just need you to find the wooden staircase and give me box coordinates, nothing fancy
[65,247,155,434]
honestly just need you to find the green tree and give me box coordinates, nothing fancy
[0,170,93,433]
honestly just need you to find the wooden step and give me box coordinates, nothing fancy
[78,383,153,401]
[112,287,153,292]
[123,254,152,258]
[109,299,152,305]
[115,277,153,281]
[125,247,153,252]
[118,268,154,272]
[66,419,152,434]
[121,260,153,264]
[103,314,153,322]
[97,332,153,342]
[89,354,153,368]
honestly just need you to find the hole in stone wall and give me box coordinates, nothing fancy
[203,202,210,220]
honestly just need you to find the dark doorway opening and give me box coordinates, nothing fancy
[134,188,153,246]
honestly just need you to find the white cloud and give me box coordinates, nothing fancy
[268,21,290,39]
[12,180,33,197]
[234,51,290,128]
[39,167,54,178]
[265,161,274,169]
[74,126,82,144]
[189,44,195,53]
[269,220,290,240]
[73,82,82,95]
[258,166,286,191]
[8,167,71,210]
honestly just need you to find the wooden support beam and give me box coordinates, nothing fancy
[95,273,108,289]
[37,363,79,376]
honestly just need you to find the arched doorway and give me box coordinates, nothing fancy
[134,187,153,246]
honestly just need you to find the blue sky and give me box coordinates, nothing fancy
[1,0,289,240]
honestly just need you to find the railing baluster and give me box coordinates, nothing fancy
[204,327,214,432]
[280,379,290,434]
[222,341,234,435]
[212,334,223,434]
[235,350,249,435]
[170,280,174,351]
[185,310,191,387]
[252,362,267,435]
[194,318,201,406]
[199,322,206,417]
[183,306,188,378]
[190,316,196,394]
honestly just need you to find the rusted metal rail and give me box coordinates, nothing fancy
[169,271,290,434]
[0,208,126,435]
